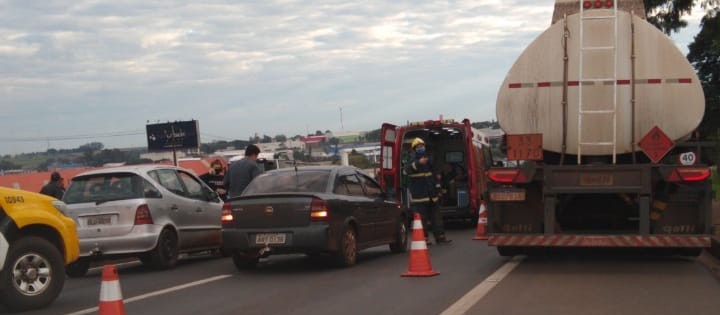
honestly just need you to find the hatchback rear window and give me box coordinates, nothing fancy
[63,173,149,204]
[243,170,330,194]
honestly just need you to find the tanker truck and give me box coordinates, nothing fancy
[488,0,713,255]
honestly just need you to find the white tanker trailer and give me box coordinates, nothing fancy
[486,0,713,255]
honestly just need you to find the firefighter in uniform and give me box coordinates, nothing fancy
[404,138,452,245]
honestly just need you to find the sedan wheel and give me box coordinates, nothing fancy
[232,253,259,270]
[389,218,408,253]
[333,226,357,267]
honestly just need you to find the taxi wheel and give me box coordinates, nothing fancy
[0,236,65,312]
[65,259,90,278]
[389,218,408,253]
[146,229,179,270]
[333,226,357,267]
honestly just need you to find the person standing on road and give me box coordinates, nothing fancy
[200,159,228,200]
[40,171,65,200]
[224,144,262,198]
[404,138,452,245]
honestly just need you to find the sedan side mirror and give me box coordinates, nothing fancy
[206,190,220,202]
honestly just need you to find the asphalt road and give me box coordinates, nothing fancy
[4,225,720,315]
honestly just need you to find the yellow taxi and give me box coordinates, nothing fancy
[0,187,79,311]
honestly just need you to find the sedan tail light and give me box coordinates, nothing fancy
[488,169,529,184]
[221,201,234,224]
[134,204,154,225]
[310,198,329,221]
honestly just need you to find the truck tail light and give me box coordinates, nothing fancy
[605,0,613,8]
[594,0,603,8]
[667,167,711,182]
[221,201,234,224]
[310,198,329,221]
[488,169,529,184]
[583,1,592,9]
[134,204,154,225]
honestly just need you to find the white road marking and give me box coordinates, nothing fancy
[440,256,525,315]
[63,274,233,315]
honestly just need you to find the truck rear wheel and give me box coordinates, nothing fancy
[0,236,65,312]
[496,246,522,257]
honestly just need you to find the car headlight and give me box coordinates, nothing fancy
[51,200,69,216]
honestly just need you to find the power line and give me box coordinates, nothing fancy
[0,130,145,142]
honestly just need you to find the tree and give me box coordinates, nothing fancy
[687,8,720,163]
[0,160,21,170]
[275,134,287,142]
[315,130,323,136]
[365,129,381,142]
[644,0,719,34]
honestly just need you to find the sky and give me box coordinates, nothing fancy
[0,0,708,156]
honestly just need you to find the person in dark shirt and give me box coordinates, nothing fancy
[223,144,261,198]
[200,159,228,200]
[40,171,65,200]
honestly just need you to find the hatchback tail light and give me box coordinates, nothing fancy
[666,167,711,183]
[310,198,329,221]
[488,169,529,184]
[221,201,234,224]
[134,204,153,225]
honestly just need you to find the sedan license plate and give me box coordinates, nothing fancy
[255,233,286,245]
[490,190,526,202]
[86,214,113,226]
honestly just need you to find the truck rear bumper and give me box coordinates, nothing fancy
[489,234,711,248]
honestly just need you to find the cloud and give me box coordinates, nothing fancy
[6,0,699,156]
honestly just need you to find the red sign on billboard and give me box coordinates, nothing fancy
[638,126,674,164]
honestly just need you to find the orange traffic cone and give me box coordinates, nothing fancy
[402,213,439,277]
[98,265,126,315]
[472,201,489,240]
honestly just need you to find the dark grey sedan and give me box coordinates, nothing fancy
[221,166,408,269]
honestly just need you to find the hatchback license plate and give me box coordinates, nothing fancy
[490,190,526,201]
[86,215,113,226]
[255,233,286,245]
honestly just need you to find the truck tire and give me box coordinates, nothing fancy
[65,258,90,278]
[389,218,408,253]
[0,236,65,312]
[145,229,179,270]
[496,246,521,257]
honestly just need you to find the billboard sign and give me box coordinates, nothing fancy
[146,120,200,152]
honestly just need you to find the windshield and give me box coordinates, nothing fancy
[63,172,145,204]
[243,170,330,195]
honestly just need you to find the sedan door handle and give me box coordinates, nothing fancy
[170,205,179,211]
[195,208,203,213]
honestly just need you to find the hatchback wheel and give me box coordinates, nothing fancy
[65,259,90,278]
[389,218,408,253]
[0,237,65,312]
[146,229,179,270]
[333,226,357,267]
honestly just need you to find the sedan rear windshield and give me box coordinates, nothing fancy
[63,172,147,204]
[243,170,330,194]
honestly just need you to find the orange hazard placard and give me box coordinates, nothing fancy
[506,134,543,161]
[638,126,674,164]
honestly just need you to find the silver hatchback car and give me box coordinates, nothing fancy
[62,165,223,276]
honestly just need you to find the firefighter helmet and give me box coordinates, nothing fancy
[411,138,425,149]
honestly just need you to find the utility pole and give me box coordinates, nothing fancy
[340,107,344,131]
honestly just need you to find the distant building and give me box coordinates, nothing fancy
[140,151,188,162]
[328,131,362,144]
[302,135,328,158]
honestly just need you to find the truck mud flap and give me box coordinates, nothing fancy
[488,234,710,248]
